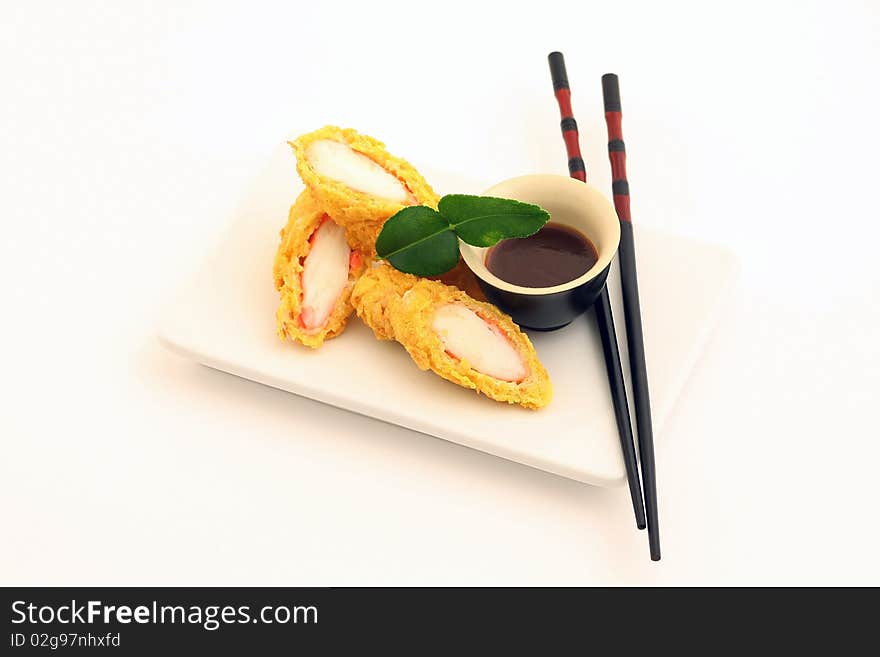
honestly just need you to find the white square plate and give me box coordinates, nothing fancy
[159,145,737,486]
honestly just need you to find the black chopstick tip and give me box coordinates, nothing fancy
[602,73,621,112]
[637,520,647,530]
[548,52,569,91]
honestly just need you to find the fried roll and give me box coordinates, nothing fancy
[352,263,552,409]
[289,126,439,254]
[274,191,367,348]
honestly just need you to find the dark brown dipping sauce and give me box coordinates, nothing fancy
[485,222,598,288]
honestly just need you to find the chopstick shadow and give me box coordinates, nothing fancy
[137,337,654,579]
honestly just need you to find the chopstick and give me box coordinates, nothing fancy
[547,52,647,532]
[602,74,661,561]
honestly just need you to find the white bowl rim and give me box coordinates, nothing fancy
[459,174,621,296]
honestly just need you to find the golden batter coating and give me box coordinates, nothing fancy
[350,262,420,340]
[352,259,486,338]
[274,191,367,349]
[289,126,440,255]
[352,263,552,409]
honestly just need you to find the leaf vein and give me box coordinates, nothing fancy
[378,226,454,259]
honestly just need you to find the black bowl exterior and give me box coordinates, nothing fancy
[476,264,611,331]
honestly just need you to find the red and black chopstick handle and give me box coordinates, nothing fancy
[602,72,661,561]
[548,52,586,182]
[547,52,646,531]
[601,73,630,222]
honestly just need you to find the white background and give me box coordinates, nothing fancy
[2,0,878,585]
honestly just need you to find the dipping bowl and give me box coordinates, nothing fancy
[460,174,620,330]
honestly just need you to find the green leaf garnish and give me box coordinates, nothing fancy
[375,195,550,277]
[374,206,461,276]
[439,195,550,247]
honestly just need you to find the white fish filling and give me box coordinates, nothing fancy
[301,219,350,331]
[432,304,527,382]
[306,139,409,202]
